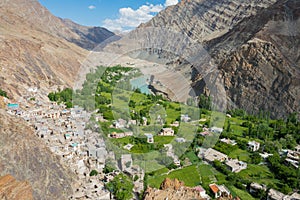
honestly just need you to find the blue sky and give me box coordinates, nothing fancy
[38,0,179,32]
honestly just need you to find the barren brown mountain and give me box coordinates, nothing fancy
[0,174,33,200]
[0,110,76,200]
[0,0,114,99]
[128,0,300,118]
[0,1,115,199]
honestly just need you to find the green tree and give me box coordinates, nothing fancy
[103,162,116,174]
[155,155,173,166]
[250,152,262,164]
[89,169,98,176]
[0,89,8,98]
[106,174,134,200]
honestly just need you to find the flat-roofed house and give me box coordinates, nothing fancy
[225,159,247,173]
[247,141,260,151]
[144,133,154,143]
[158,128,174,136]
[194,185,209,199]
[202,148,228,163]
[209,127,223,134]
[267,189,285,200]
[209,183,230,199]
[250,183,267,195]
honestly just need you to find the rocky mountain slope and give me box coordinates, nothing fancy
[0,0,114,99]
[144,178,206,200]
[61,19,116,50]
[0,2,117,198]
[130,0,300,118]
[0,110,76,199]
[0,175,33,200]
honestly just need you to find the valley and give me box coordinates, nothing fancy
[0,0,299,199]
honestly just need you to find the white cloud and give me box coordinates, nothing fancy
[88,5,96,10]
[165,0,179,7]
[103,1,179,32]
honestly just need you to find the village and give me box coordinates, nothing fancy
[3,87,300,200]
[2,63,299,200]
[3,89,193,200]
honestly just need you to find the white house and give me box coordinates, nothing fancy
[249,183,267,195]
[144,133,154,143]
[247,141,260,151]
[209,183,230,199]
[267,189,285,200]
[158,128,174,136]
[209,127,223,134]
[225,159,247,173]
[202,148,228,163]
[194,185,209,199]
[220,138,237,146]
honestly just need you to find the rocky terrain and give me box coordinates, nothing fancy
[0,0,114,99]
[125,0,300,118]
[61,19,116,50]
[0,174,33,200]
[0,110,76,199]
[144,178,206,200]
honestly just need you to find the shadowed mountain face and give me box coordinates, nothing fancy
[128,0,300,118]
[61,19,116,50]
[0,110,76,200]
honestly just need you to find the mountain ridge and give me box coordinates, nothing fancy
[130,0,300,117]
[0,0,114,100]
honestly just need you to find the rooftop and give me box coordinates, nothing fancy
[209,184,219,193]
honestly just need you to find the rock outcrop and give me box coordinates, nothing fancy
[160,178,184,190]
[0,175,33,200]
[144,178,205,200]
[130,0,300,118]
[0,110,76,199]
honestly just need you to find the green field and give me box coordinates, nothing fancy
[228,149,250,162]
[237,164,278,186]
[148,165,201,188]
[228,185,257,200]
[133,151,167,173]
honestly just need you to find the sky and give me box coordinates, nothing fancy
[38,0,179,32]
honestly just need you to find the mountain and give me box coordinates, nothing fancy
[0,175,33,200]
[126,0,300,118]
[61,19,116,50]
[0,0,114,99]
[0,110,75,200]
[0,1,117,199]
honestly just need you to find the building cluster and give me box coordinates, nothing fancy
[120,154,145,193]
[199,148,247,173]
[209,183,231,199]
[220,138,237,146]
[267,188,300,200]
[284,145,300,168]
[7,102,112,199]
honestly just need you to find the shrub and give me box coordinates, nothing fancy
[89,169,98,176]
